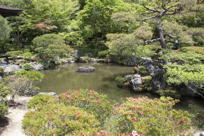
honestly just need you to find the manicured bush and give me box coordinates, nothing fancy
[106,33,157,65]
[16,70,44,81]
[181,46,204,55]
[27,94,55,109]
[59,90,112,123]
[104,97,193,136]
[32,34,72,63]
[165,64,204,88]
[163,50,204,65]
[23,104,100,136]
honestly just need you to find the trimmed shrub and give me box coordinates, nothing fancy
[165,64,204,88]
[104,97,193,136]
[23,104,100,136]
[59,90,112,123]
[163,50,204,65]
[32,34,72,63]
[27,95,55,109]
[181,46,204,55]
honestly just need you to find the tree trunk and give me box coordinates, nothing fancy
[157,19,166,48]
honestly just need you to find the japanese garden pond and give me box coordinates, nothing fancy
[37,63,204,128]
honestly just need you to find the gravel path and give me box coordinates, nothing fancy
[1,96,31,136]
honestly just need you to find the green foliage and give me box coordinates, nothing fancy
[59,90,112,123]
[0,0,25,8]
[133,24,153,41]
[0,67,4,76]
[23,64,33,71]
[165,64,204,88]
[163,50,204,65]
[5,71,44,96]
[21,0,79,32]
[32,34,72,62]
[0,102,8,118]
[181,46,204,55]
[115,76,127,87]
[23,104,100,136]
[27,95,55,109]
[6,50,34,60]
[98,50,109,58]
[106,33,156,65]
[105,97,193,136]
[156,89,181,99]
[0,16,12,52]
[141,76,152,91]
[60,32,84,48]
[187,28,204,46]
[6,51,23,58]
[0,83,11,118]
[161,21,194,46]
[78,0,116,39]
[16,70,44,81]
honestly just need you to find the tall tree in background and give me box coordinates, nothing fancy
[141,0,197,48]
[0,16,12,52]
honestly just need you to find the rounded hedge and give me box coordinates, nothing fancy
[23,104,100,136]
[104,97,193,136]
[58,90,112,123]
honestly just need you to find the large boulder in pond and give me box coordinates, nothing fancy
[76,66,95,73]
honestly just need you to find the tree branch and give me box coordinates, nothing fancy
[144,38,161,45]
[143,4,161,13]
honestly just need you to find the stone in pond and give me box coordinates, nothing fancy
[76,66,95,72]
[38,92,57,96]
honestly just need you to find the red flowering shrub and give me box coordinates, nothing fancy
[104,97,193,136]
[58,90,112,123]
[23,104,100,136]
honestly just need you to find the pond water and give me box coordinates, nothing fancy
[37,63,135,103]
[37,63,204,128]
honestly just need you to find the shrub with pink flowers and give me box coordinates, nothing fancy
[23,90,193,136]
[104,97,193,136]
[58,89,113,123]
[23,104,100,136]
